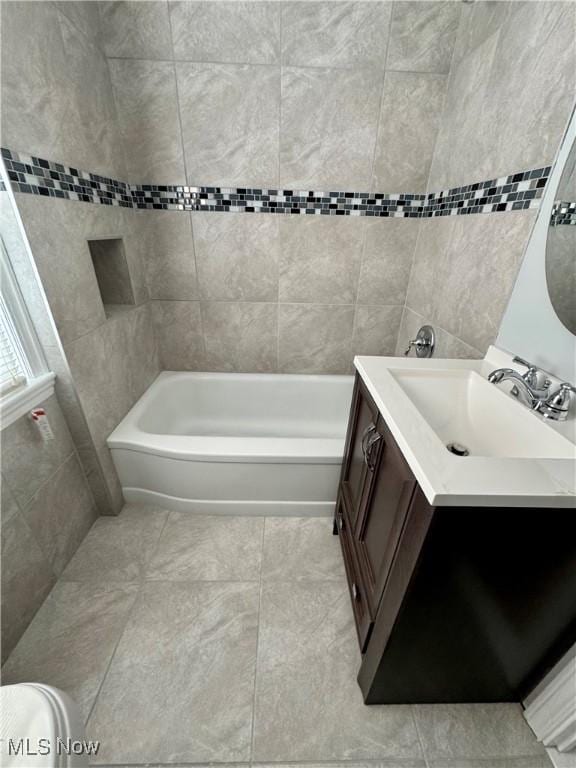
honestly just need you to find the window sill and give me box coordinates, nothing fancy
[0,371,56,431]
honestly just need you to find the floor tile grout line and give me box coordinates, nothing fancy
[83,508,171,726]
[249,516,268,762]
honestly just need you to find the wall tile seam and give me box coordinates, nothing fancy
[4,448,94,574]
[1,147,552,220]
[60,300,155,349]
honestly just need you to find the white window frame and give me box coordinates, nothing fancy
[0,236,54,429]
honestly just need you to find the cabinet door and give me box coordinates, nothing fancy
[355,417,417,618]
[336,495,373,651]
[340,377,380,530]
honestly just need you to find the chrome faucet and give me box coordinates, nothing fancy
[487,356,576,421]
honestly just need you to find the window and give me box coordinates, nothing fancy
[0,236,53,426]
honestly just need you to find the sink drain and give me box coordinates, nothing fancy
[447,442,470,457]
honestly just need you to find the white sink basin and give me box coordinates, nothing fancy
[390,369,575,460]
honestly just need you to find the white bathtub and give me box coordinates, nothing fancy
[107,371,354,515]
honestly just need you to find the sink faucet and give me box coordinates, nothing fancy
[487,356,576,421]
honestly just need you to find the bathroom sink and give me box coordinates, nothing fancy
[390,368,575,460]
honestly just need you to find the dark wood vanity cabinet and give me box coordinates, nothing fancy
[336,373,576,705]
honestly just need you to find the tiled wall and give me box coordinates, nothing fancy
[96,0,460,371]
[397,0,576,358]
[1,1,161,511]
[1,395,97,662]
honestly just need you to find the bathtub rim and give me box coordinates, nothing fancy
[107,370,354,464]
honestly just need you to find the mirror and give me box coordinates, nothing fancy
[546,137,576,334]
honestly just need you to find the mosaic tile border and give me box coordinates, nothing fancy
[1,147,550,219]
[551,200,576,226]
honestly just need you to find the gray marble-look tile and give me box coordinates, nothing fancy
[61,505,168,583]
[372,71,447,193]
[120,302,160,404]
[146,513,264,581]
[88,238,135,307]
[201,301,277,373]
[281,2,392,70]
[142,212,198,301]
[1,393,75,509]
[99,0,172,59]
[253,581,422,761]
[357,218,419,306]
[427,29,500,190]
[87,581,259,763]
[16,196,107,346]
[54,1,102,48]
[278,304,354,375]
[280,66,382,190]
[261,517,345,582]
[386,1,461,74]
[279,215,364,304]
[177,62,279,187]
[404,217,455,321]
[396,307,482,361]
[1,2,126,179]
[21,453,97,577]
[450,0,511,66]
[353,305,403,357]
[193,212,280,302]
[1,479,56,664]
[152,300,205,371]
[487,0,576,176]
[108,59,186,185]
[169,1,280,64]
[256,763,426,768]
[433,211,537,352]
[414,703,548,760]
[428,758,553,768]
[2,581,139,722]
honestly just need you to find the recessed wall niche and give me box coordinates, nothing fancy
[87,238,135,318]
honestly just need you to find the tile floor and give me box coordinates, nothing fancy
[2,505,551,768]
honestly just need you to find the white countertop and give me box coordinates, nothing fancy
[354,346,576,508]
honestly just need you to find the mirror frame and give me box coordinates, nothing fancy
[498,104,576,383]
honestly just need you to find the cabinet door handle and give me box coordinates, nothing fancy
[365,431,383,471]
[352,582,360,601]
[361,423,376,459]
[338,514,344,531]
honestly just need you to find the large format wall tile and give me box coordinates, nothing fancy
[450,0,510,67]
[177,62,280,188]
[281,2,392,70]
[54,1,102,49]
[372,72,447,193]
[21,454,97,577]
[486,1,576,176]
[169,1,280,65]
[395,307,482,360]
[99,1,172,60]
[202,301,278,373]
[2,581,139,721]
[142,212,198,301]
[279,216,364,304]
[1,480,56,664]
[353,305,403,357]
[427,31,499,190]
[280,66,382,191]
[405,212,536,353]
[357,218,418,306]
[1,394,74,509]
[1,2,125,178]
[152,300,205,370]
[387,1,461,74]
[109,59,186,185]
[253,581,422,761]
[193,212,280,301]
[278,304,354,374]
[87,581,259,763]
